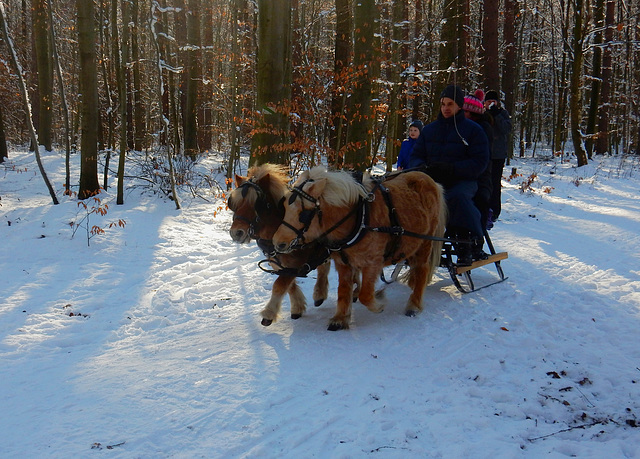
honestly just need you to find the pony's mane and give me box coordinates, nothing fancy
[247,163,290,201]
[302,166,368,207]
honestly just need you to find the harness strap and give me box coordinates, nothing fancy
[370,179,403,262]
[257,246,332,278]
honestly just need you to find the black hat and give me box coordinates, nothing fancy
[409,120,423,130]
[485,90,500,102]
[440,85,465,109]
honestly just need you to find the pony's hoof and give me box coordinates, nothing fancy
[352,295,358,303]
[261,318,273,326]
[405,310,417,317]
[291,313,302,320]
[327,322,348,331]
[314,299,325,307]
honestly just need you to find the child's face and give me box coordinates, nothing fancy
[408,126,421,139]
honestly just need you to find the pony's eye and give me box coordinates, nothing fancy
[299,209,314,225]
[288,193,297,205]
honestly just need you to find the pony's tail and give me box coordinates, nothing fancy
[425,183,448,286]
[398,182,448,289]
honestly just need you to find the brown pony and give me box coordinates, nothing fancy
[272,166,447,331]
[228,163,332,325]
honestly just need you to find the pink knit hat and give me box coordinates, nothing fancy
[463,89,485,114]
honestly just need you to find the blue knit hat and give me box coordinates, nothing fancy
[409,120,423,130]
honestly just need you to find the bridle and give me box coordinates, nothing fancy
[279,178,370,252]
[230,179,277,239]
[278,179,323,249]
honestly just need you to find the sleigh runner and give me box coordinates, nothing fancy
[382,228,508,293]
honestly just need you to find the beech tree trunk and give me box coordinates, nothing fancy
[32,0,53,151]
[250,0,292,166]
[77,0,101,199]
[344,0,375,171]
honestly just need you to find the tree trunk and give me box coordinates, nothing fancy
[226,0,241,186]
[131,0,145,152]
[437,0,468,112]
[183,0,201,160]
[0,3,58,204]
[384,0,408,172]
[329,0,351,167]
[585,0,603,158]
[569,0,587,166]
[411,0,423,123]
[482,0,500,90]
[32,0,53,151]
[250,0,292,166]
[77,0,101,199]
[344,0,375,171]
[502,0,518,164]
[553,0,571,154]
[0,103,8,163]
[47,0,72,194]
[116,0,130,204]
[595,0,614,155]
[150,0,180,208]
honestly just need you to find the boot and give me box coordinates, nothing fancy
[454,230,473,266]
[472,237,489,261]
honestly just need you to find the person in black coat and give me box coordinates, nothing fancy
[463,90,493,234]
[408,85,490,265]
[484,90,513,222]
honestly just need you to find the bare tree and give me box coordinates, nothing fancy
[77,0,101,199]
[569,0,588,166]
[0,2,58,204]
[0,102,8,163]
[46,0,72,194]
[32,0,53,151]
[183,0,201,160]
[595,0,614,155]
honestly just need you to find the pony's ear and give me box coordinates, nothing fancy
[235,174,246,187]
[306,178,327,197]
[256,173,271,189]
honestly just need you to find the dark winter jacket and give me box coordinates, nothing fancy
[396,137,417,169]
[408,111,490,187]
[469,114,494,208]
[487,106,512,160]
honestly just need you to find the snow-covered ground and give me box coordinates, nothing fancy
[1,148,639,458]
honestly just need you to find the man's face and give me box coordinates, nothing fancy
[485,99,498,110]
[440,97,459,119]
[408,126,421,139]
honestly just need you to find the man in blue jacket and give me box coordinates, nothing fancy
[408,84,490,265]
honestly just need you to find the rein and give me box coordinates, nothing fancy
[282,178,371,252]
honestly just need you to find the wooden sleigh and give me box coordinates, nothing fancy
[382,228,508,294]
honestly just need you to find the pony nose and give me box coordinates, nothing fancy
[275,241,290,253]
[231,228,246,241]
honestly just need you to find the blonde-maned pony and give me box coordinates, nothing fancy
[273,166,447,330]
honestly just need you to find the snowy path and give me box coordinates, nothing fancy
[1,151,639,457]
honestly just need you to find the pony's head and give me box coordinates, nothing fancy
[273,166,368,253]
[228,164,289,243]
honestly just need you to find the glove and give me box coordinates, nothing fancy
[426,162,455,186]
[488,105,501,117]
